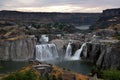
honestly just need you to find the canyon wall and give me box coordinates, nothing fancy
[102,8,120,17]
[90,8,120,30]
[82,40,120,69]
[0,10,100,25]
[0,37,36,61]
[51,38,120,69]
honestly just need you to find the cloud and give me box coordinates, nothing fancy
[15,5,103,13]
[0,0,120,12]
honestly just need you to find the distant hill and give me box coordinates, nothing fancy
[0,10,100,25]
[90,8,120,30]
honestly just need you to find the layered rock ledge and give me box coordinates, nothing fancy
[0,36,36,61]
[82,39,120,69]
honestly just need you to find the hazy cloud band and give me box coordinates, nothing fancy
[0,0,120,12]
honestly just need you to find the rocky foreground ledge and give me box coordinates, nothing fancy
[0,61,89,80]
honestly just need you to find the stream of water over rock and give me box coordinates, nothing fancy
[65,42,86,60]
[35,43,59,61]
[35,42,93,75]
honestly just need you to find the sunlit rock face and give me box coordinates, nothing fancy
[0,37,36,61]
[51,39,81,58]
[51,39,68,57]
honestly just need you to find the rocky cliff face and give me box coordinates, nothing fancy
[51,39,81,57]
[90,8,120,30]
[82,40,120,69]
[0,10,100,25]
[101,42,120,69]
[0,37,36,61]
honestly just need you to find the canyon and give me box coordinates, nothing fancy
[0,8,120,80]
[0,10,100,26]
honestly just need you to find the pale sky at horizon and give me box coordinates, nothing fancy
[0,0,120,13]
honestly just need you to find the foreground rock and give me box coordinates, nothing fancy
[0,62,89,80]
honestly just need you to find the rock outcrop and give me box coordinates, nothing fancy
[90,8,120,30]
[51,39,81,57]
[101,42,120,69]
[102,8,120,17]
[0,36,36,61]
[82,40,120,69]
[93,29,116,37]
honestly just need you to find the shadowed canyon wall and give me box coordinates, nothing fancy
[90,8,120,30]
[0,10,100,25]
[82,41,120,69]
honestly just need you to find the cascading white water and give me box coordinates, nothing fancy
[65,42,72,59]
[39,35,49,43]
[65,42,86,60]
[35,43,59,61]
[71,43,86,60]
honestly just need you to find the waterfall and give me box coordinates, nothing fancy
[39,35,49,43]
[65,42,86,60]
[65,42,72,59]
[35,43,59,61]
[71,43,86,60]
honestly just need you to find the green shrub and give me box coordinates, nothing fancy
[114,34,120,40]
[115,36,120,40]
[103,69,120,80]
[40,73,50,80]
[24,69,37,80]
[2,69,37,80]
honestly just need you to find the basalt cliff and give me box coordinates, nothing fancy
[81,40,120,69]
[0,10,100,25]
[83,8,120,69]
[0,28,36,61]
[90,8,120,30]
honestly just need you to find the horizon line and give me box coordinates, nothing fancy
[0,10,102,13]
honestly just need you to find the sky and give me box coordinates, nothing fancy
[0,0,120,13]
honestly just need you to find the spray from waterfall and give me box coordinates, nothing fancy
[35,43,59,61]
